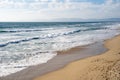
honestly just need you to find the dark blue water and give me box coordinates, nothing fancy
[0,21,120,76]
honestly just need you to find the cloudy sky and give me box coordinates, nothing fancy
[0,0,120,22]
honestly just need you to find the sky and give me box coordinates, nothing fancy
[0,0,120,22]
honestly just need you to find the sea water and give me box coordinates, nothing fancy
[0,22,120,76]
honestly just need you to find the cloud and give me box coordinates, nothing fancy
[0,0,27,9]
[0,0,120,21]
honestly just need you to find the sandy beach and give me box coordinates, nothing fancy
[34,35,120,80]
[0,0,120,79]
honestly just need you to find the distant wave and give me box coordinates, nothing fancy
[0,29,43,33]
[0,29,82,47]
[0,26,107,33]
[0,27,109,47]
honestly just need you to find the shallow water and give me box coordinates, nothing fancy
[0,21,120,76]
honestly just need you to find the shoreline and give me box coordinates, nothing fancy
[0,41,107,80]
[34,35,120,80]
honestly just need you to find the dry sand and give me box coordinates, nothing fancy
[34,35,120,80]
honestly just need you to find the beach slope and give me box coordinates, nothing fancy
[34,35,120,80]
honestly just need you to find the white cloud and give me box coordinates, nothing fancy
[0,0,120,21]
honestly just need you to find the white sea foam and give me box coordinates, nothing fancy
[0,22,120,77]
[0,52,57,77]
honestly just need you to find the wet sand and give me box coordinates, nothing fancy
[34,35,120,80]
[0,42,106,80]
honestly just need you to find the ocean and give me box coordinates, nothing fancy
[0,21,120,76]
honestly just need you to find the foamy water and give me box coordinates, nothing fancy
[0,22,120,76]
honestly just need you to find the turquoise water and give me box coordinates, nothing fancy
[0,22,120,76]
